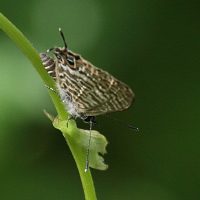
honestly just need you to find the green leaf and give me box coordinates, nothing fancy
[44,110,108,171]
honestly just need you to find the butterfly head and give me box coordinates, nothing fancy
[47,28,79,69]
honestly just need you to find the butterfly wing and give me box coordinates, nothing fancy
[65,61,134,116]
[41,50,134,117]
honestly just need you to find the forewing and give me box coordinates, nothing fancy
[63,61,134,116]
[44,49,134,116]
[82,79,134,116]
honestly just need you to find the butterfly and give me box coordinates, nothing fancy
[40,28,138,171]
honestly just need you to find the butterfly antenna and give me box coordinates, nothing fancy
[59,28,67,50]
[47,48,54,52]
[103,114,139,131]
[85,120,93,172]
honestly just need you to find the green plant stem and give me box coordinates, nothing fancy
[0,13,97,200]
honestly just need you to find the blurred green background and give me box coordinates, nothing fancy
[1,0,200,199]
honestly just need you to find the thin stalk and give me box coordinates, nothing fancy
[0,13,97,200]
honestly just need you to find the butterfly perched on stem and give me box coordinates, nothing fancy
[40,28,138,171]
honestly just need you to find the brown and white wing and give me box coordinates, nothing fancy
[40,53,134,116]
[80,80,134,116]
[70,62,134,116]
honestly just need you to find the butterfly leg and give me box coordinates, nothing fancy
[45,85,61,99]
[45,85,75,128]
[82,116,100,172]
[84,117,95,172]
[45,85,71,102]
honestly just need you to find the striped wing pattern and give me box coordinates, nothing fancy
[40,49,134,117]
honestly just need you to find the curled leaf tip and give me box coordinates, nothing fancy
[43,110,55,122]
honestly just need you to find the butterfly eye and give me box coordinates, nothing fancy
[67,57,74,65]
[56,55,62,61]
